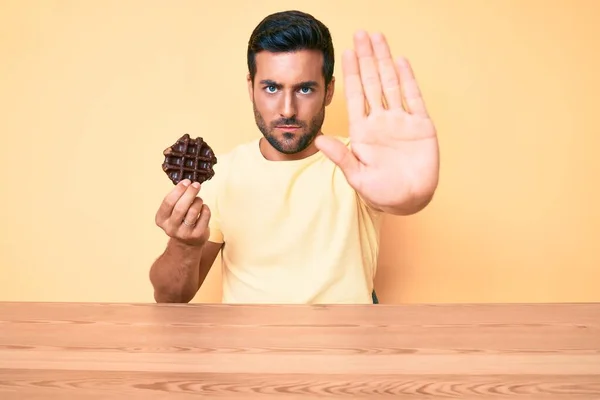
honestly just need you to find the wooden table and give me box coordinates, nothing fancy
[0,302,599,399]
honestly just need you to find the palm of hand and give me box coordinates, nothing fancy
[315,31,439,212]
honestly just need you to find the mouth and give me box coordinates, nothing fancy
[276,125,301,130]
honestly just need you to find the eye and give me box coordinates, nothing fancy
[265,85,277,93]
[299,87,313,94]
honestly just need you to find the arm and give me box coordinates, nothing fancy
[150,239,222,303]
[150,179,223,303]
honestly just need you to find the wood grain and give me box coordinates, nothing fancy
[0,302,599,399]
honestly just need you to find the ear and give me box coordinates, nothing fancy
[325,76,335,106]
[246,73,254,102]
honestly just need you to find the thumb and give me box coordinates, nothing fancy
[314,135,360,181]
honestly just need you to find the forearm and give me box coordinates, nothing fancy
[149,238,204,303]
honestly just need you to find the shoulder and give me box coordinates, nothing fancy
[218,138,259,160]
[215,139,257,167]
[206,138,259,183]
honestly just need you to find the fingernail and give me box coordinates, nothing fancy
[192,182,200,189]
[181,179,190,187]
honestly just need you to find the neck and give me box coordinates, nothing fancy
[259,132,323,161]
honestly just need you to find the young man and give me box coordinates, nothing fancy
[150,10,439,304]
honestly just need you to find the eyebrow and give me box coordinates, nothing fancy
[259,79,319,88]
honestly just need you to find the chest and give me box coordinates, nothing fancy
[218,162,356,239]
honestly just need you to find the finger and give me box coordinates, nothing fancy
[371,32,403,110]
[156,179,191,225]
[314,136,360,186]
[342,49,365,124]
[181,197,204,228]
[354,30,383,111]
[192,204,211,236]
[170,181,201,223]
[395,56,429,117]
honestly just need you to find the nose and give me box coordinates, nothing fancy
[279,91,297,119]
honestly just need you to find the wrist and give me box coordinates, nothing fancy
[167,237,205,255]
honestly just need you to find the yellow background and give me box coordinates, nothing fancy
[1,0,598,303]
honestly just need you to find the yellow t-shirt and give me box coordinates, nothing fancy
[202,136,383,304]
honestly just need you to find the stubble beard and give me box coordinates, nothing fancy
[252,101,326,155]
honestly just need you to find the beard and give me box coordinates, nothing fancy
[253,101,325,155]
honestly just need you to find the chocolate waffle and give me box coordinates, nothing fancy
[162,134,217,185]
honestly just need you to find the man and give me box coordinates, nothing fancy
[149,10,439,304]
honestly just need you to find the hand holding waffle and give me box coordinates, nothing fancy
[155,179,211,247]
[156,134,217,247]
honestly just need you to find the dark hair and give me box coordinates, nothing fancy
[247,10,334,86]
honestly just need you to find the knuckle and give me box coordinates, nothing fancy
[163,196,176,208]
[163,191,181,207]
[191,199,204,213]
[173,202,189,214]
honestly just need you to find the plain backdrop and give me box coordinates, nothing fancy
[1,0,598,303]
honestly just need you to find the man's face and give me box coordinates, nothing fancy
[248,50,335,155]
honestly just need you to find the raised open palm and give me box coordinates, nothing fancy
[315,31,439,214]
